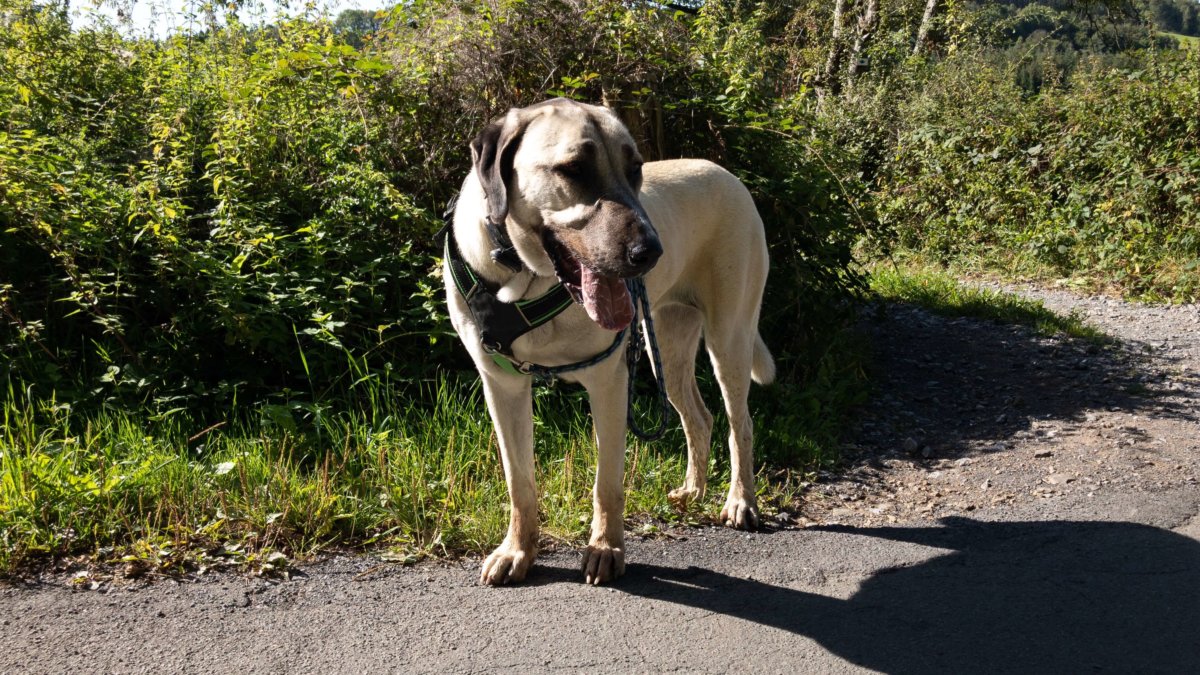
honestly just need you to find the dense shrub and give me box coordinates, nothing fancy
[875,49,1200,300]
[1,0,868,428]
[1,6,448,412]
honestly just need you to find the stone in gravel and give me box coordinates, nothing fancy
[902,437,919,453]
[921,446,933,458]
[1034,450,1053,458]
[1046,474,1074,485]
[827,508,855,522]
[981,479,992,490]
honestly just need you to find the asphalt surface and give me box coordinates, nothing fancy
[3,491,1198,674]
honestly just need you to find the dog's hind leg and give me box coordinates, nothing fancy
[657,304,715,510]
[705,323,760,530]
[478,370,539,585]
[580,353,631,585]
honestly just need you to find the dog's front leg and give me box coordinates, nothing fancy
[478,369,538,585]
[581,357,630,585]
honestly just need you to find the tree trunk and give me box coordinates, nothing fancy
[847,0,880,82]
[913,0,939,56]
[821,0,849,98]
[603,89,665,161]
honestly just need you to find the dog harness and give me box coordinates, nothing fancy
[443,231,576,371]
[439,195,672,441]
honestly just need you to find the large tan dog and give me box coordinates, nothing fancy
[445,99,774,586]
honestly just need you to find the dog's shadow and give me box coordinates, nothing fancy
[557,518,1199,673]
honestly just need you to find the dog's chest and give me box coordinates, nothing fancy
[509,306,620,366]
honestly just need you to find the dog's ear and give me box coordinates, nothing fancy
[470,112,524,226]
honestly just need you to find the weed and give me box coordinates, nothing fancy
[869,261,1110,344]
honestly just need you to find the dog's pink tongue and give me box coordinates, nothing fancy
[580,265,633,331]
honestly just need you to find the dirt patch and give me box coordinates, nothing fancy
[796,284,1200,529]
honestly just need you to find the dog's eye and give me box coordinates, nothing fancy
[554,161,584,179]
[627,162,643,183]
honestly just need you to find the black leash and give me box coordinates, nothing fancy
[624,278,672,442]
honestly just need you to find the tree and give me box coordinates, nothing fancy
[913,0,940,56]
[334,8,383,48]
[847,0,879,83]
[821,0,849,98]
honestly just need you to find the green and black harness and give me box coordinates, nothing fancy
[443,229,628,378]
[441,219,672,441]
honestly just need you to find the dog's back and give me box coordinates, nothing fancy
[638,158,774,381]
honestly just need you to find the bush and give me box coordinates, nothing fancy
[1,0,877,569]
[1,0,869,446]
[1,5,450,412]
[873,48,1200,301]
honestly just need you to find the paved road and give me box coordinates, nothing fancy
[4,488,1198,674]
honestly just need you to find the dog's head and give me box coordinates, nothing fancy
[470,99,662,331]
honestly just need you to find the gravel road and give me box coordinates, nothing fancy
[3,284,1198,674]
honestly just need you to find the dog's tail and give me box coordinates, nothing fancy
[751,333,776,386]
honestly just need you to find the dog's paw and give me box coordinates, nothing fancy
[581,543,625,586]
[720,495,760,530]
[667,486,702,511]
[480,542,535,585]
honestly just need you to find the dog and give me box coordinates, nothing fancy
[444,99,774,586]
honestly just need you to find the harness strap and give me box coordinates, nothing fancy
[440,204,673,442]
[444,231,574,358]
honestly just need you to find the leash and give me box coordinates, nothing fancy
[624,278,672,442]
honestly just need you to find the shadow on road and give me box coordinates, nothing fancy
[852,302,1197,462]
[616,517,1200,673]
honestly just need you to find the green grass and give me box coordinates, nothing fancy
[0,377,666,574]
[1,357,861,575]
[1160,31,1200,49]
[869,262,1110,344]
[5,263,1108,577]
[1,377,502,573]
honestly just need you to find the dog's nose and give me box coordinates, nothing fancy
[627,237,663,273]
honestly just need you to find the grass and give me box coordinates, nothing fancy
[1,354,862,576]
[0,376,670,574]
[4,263,1114,577]
[869,261,1110,344]
[1160,31,1200,50]
[1,377,504,574]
